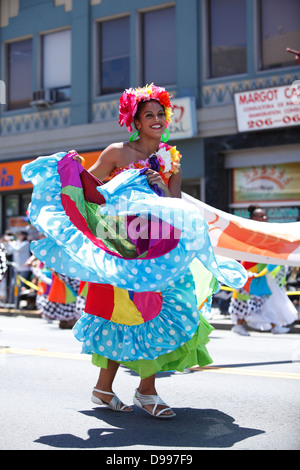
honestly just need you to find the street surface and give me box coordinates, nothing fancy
[0,314,299,451]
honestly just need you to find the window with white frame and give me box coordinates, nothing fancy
[208,0,247,78]
[7,38,33,110]
[259,0,300,70]
[142,7,176,86]
[42,29,71,102]
[98,16,130,95]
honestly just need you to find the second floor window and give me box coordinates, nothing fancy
[209,0,247,78]
[7,38,33,110]
[143,7,176,86]
[99,16,130,95]
[260,0,300,70]
[42,29,71,102]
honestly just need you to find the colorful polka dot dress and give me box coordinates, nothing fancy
[21,152,247,378]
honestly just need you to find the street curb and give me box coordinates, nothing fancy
[0,308,42,319]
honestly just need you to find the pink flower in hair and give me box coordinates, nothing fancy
[118,91,138,131]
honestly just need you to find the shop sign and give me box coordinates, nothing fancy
[233,206,300,223]
[8,216,28,232]
[0,159,33,191]
[234,83,300,132]
[168,97,197,140]
[233,162,300,203]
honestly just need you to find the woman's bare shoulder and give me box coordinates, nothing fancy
[101,142,129,159]
[88,142,130,179]
[104,141,128,153]
[103,141,135,164]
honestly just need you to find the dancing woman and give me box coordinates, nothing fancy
[22,84,247,418]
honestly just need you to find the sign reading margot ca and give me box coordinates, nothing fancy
[234,82,300,133]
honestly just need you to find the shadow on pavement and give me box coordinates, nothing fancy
[35,406,264,449]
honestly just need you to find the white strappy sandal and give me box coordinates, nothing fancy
[133,389,176,419]
[91,388,132,412]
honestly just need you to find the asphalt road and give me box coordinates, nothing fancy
[0,314,300,451]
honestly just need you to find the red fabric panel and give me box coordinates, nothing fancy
[85,283,114,319]
[80,169,105,205]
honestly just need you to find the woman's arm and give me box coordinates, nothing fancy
[87,145,119,180]
[71,145,119,181]
[168,170,182,198]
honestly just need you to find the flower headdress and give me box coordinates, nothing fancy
[119,83,173,132]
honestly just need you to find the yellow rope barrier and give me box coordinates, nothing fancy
[220,286,300,295]
[16,275,300,296]
[17,274,39,291]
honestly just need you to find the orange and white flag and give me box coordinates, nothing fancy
[183,193,300,267]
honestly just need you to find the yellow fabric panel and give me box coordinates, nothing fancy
[110,287,144,326]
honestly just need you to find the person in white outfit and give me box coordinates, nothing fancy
[3,231,31,304]
[229,206,298,336]
[4,231,31,276]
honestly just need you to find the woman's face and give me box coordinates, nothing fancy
[135,101,167,139]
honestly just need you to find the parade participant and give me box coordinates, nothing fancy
[22,84,247,418]
[0,241,8,302]
[229,205,297,335]
[41,271,81,329]
[3,231,31,279]
[32,259,81,329]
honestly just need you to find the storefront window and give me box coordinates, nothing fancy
[21,193,32,216]
[181,179,202,200]
[1,193,32,234]
[5,195,19,218]
[209,0,247,78]
[260,0,300,70]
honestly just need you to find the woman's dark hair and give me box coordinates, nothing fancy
[247,204,260,217]
[18,230,28,240]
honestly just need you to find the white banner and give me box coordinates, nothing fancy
[183,193,300,267]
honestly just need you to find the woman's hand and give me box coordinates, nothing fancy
[68,149,85,166]
[145,169,171,197]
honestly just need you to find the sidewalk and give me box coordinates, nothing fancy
[1,305,299,334]
[208,308,300,334]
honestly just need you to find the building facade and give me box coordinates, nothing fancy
[0,0,299,234]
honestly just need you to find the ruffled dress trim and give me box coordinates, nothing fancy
[21,152,247,375]
[91,313,214,379]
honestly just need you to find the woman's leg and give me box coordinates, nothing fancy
[93,359,132,411]
[137,374,175,416]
